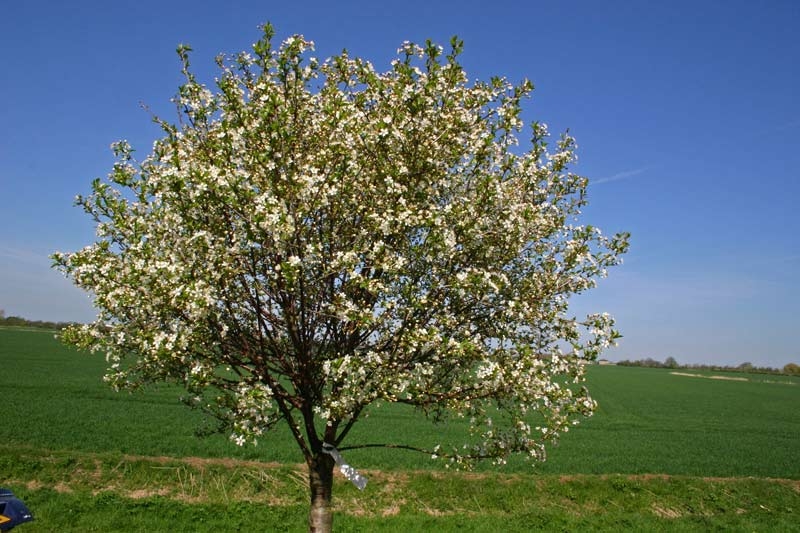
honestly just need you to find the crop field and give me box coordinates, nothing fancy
[1,328,799,531]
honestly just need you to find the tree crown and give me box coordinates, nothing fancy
[54,25,629,468]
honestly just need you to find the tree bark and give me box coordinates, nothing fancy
[307,452,335,533]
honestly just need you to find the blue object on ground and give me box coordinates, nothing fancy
[0,489,33,532]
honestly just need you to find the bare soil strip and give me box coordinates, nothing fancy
[670,371,748,381]
[670,371,798,385]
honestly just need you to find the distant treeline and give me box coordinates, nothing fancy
[615,356,800,376]
[0,311,77,331]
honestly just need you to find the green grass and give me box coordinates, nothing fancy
[2,328,799,531]
[9,480,798,532]
[531,365,800,477]
[0,328,253,459]
[2,329,798,476]
[2,447,797,532]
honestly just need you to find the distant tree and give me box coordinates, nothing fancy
[53,26,628,532]
[4,316,25,327]
[664,356,678,369]
[783,363,800,375]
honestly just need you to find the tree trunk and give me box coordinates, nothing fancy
[307,452,335,533]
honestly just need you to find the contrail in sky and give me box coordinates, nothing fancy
[592,166,649,185]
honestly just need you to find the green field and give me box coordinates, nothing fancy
[2,328,799,531]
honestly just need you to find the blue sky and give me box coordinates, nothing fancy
[1,1,798,368]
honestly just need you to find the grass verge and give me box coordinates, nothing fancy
[3,445,797,532]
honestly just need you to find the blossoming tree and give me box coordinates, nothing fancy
[54,25,628,532]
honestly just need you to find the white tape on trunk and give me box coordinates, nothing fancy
[321,443,368,490]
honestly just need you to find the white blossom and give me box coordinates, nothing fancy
[54,28,628,473]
